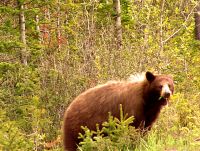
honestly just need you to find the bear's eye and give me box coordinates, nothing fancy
[159,85,163,89]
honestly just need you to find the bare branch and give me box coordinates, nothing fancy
[162,3,198,44]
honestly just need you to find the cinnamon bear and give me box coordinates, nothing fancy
[63,71,174,151]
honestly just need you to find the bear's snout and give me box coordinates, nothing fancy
[163,91,171,98]
[161,84,172,99]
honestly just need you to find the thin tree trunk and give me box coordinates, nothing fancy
[113,0,122,50]
[35,14,42,44]
[194,3,200,40]
[57,0,61,50]
[18,1,28,65]
[160,0,165,52]
[43,7,51,46]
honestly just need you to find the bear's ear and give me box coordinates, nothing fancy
[146,71,155,82]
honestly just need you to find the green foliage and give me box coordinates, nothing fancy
[0,0,200,150]
[0,41,22,54]
[78,105,138,151]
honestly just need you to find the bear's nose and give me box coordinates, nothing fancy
[164,92,171,98]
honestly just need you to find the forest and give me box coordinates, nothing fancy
[0,0,200,150]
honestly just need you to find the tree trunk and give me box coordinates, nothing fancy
[194,3,200,40]
[42,7,51,46]
[18,1,28,65]
[35,14,42,44]
[113,0,122,50]
[57,0,61,50]
[159,0,165,52]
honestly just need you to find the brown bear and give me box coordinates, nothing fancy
[63,71,174,151]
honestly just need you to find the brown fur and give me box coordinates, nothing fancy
[63,72,174,151]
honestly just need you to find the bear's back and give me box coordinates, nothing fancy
[65,81,145,118]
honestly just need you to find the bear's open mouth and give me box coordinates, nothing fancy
[162,98,168,105]
[159,96,169,106]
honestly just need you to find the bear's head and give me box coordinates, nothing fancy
[145,71,174,106]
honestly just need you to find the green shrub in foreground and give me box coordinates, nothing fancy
[78,105,142,151]
[77,100,200,151]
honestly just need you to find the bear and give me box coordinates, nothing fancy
[63,71,174,151]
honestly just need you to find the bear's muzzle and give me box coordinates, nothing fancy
[161,84,172,99]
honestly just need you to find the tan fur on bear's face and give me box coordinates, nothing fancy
[63,71,174,151]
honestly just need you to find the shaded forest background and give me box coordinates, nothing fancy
[0,0,200,150]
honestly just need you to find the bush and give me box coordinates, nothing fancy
[78,105,142,151]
